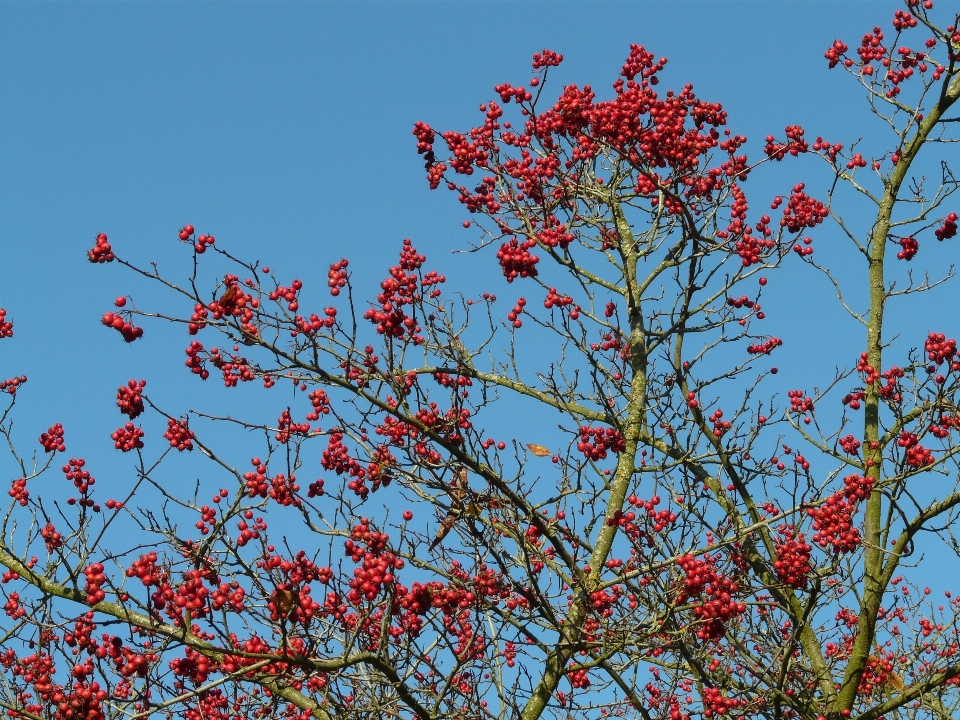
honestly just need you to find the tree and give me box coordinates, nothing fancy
[2,2,960,719]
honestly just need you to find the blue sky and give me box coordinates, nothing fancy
[1,1,956,561]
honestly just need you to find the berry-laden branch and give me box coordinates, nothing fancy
[2,3,960,720]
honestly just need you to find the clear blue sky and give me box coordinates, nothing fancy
[1,1,955,530]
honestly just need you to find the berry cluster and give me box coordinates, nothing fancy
[824,40,850,69]
[39,423,66,453]
[812,136,844,161]
[268,279,302,312]
[935,213,958,241]
[497,238,539,281]
[163,418,194,451]
[295,307,337,335]
[275,408,310,444]
[0,308,12,338]
[63,457,95,495]
[87,233,115,263]
[543,287,573,310]
[209,346,255,387]
[857,352,881,385]
[532,49,564,69]
[507,297,526,327]
[708,409,732,437]
[763,125,808,160]
[925,332,957,366]
[306,389,331,421]
[793,236,814,257]
[101,311,143,343]
[110,423,144,452]
[363,240,432,342]
[773,528,813,588]
[577,426,626,461]
[838,434,861,455]
[116,379,146,418]
[41,522,63,552]
[787,389,815,414]
[0,375,27,395]
[8,478,28,506]
[845,153,868,170]
[896,236,918,260]
[747,337,782,355]
[83,562,107,604]
[780,184,828,233]
[807,475,874,554]
[676,553,745,641]
[327,259,349,296]
[898,431,935,467]
[184,340,210,380]
[842,391,865,410]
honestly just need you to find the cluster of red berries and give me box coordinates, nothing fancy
[793,236,814,257]
[110,423,144,452]
[0,375,27,395]
[676,553,746,641]
[117,379,146,418]
[896,236,918,260]
[780,184,828,233]
[841,390,865,410]
[268,279,302,312]
[184,340,209,380]
[898,431,935,467]
[187,302,208,335]
[536,216,574,249]
[275,409,310,444]
[208,346,255,387]
[808,496,860,554]
[708,409,732,437]
[857,352,881,385]
[506,297,526,327]
[846,153,868,170]
[734,225,776,268]
[824,40,850,69]
[497,237,539,282]
[839,434,861,455]
[857,27,887,70]
[747,337,782,355]
[235,512,267,547]
[763,125,808,160]
[812,136,844,161]
[100,311,143,342]
[125,551,165,590]
[295,308,337,335]
[493,82,533,104]
[87,233,115,263]
[63,457,94,495]
[774,528,813,588]
[8,478,28,506]
[322,432,372,497]
[0,308,12,338]
[83,562,107,604]
[306,389,331,421]
[702,687,744,717]
[327,258,349,296]
[163,418,194,451]
[39,423,66,453]
[3,592,26,620]
[41,522,63,552]
[877,365,905,402]
[935,213,958,241]
[925,332,958,366]
[543,287,573,310]
[787,389,815,415]
[577,426,626,461]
